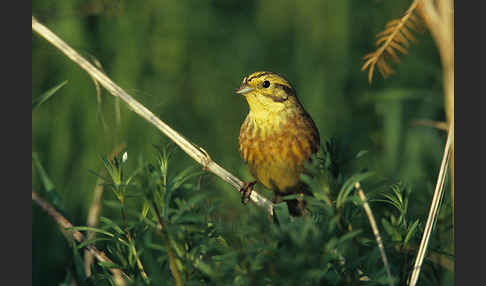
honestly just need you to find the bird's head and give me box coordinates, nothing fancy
[235,71,300,116]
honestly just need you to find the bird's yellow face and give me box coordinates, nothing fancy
[235,71,298,117]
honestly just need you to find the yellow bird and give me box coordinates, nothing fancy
[236,71,320,216]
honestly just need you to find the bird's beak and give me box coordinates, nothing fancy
[235,83,254,95]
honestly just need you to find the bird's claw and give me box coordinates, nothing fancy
[240,181,256,205]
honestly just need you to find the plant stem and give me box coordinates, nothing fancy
[408,124,452,286]
[151,201,184,286]
[85,144,127,277]
[120,205,150,284]
[127,232,150,284]
[32,191,130,286]
[31,16,274,216]
[355,182,393,286]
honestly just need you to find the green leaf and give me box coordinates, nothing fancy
[337,171,374,209]
[32,153,65,212]
[99,216,125,235]
[100,155,122,188]
[71,240,88,284]
[76,238,112,249]
[153,143,175,177]
[193,259,215,277]
[404,219,420,245]
[87,169,111,182]
[173,213,205,225]
[381,218,401,241]
[32,80,68,110]
[355,150,369,159]
[97,261,121,269]
[168,165,203,192]
[162,165,202,218]
[339,230,362,244]
[215,235,230,249]
[274,202,291,226]
[103,200,124,211]
[140,200,150,221]
[67,226,115,237]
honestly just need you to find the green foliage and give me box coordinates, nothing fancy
[34,141,451,285]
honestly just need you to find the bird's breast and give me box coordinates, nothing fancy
[239,112,319,192]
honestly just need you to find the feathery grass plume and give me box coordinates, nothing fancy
[362,0,423,84]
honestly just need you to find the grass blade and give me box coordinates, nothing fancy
[32,80,68,110]
[32,153,65,212]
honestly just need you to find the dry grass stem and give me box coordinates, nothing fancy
[419,0,454,236]
[32,191,129,286]
[411,119,448,131]
[32,16,274,216]
[400,245,453,272]
[410,1,454,284]
[83,173,105,277]
[89,57,110,133]
[355,182,393,286]
[408,123,452,286]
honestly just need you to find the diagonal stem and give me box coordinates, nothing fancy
[408,124,452,286]
[32,191,130,286]
[32,16,274,216]
[355,182,393,286]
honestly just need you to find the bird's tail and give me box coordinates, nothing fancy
[286,196,308,216]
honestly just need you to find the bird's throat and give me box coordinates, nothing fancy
[246,109,298,139]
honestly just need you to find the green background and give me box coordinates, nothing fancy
[32,0,450,284]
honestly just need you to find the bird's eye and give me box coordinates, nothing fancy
[262,80,270,88]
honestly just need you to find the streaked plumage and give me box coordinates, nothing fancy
[236,71,320,215]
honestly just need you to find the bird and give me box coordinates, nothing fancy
[236,71,320,216]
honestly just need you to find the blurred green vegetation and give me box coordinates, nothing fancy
[32,0,452,285]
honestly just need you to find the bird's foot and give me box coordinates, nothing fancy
[240,181,257,205]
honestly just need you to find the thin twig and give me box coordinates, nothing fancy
[355,182,393,286]
[408,123,452,286]
[411,119,448,131]
[32,16,274,216]
[32,191,130,286]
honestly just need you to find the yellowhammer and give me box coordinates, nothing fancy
[236,71,320,216]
